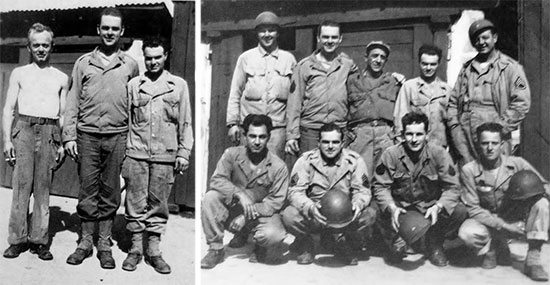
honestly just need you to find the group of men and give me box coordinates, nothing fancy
[2,8,193,275]
[201,11,549,282]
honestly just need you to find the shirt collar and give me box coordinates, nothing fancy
[257,45,279,58]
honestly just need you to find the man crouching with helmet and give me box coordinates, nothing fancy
[459,122,549,281]
[282,122,376,265]
[373,112,467,267]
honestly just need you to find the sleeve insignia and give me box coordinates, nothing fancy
[448,165,456,177]
[376,163,386,175]
[290,173,299,187]
[514,77,527,90]
[290,80,296,93]
[362,173,370,188]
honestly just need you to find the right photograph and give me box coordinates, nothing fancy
[197,1,550,284]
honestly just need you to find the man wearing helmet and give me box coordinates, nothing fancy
[282,122,375,266]
[447,19,530,166]
[373,112,466,267]
[459,122,549,281]
[226,11,296,160]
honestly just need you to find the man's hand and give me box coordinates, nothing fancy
[228,125,241,144]
[228,214,246,233]
[391,205,407,231]
[391,72,406,84]
[3,141,16,166]
[64,140,78,161]
[285,139,300,155]
[309,203,327,226]
[424,204,441,225]
[502,222,525,236]
[56,146,65,163]
[234,191,258,220]
[175,157,189,174]
[351,202,362,222]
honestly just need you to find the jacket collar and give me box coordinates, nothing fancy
[138,70,175,97]
[257,45,279,58]
[235,146,273,180]
[89,47,127,71]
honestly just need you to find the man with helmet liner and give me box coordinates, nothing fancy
[458,122,549,281]
[282,122,376,266]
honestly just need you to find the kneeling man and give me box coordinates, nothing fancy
[459,122,549,281]
[374,112,467,266]
[282,122,375,266]
[201,114,289,269]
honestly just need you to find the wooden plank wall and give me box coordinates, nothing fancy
[520,0,550,178]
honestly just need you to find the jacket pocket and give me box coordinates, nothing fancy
[162,95,180,123]
[243,67,265,101]
[131,96,150,124]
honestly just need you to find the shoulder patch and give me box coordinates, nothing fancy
[514,77,527,90]
[376,163,386,175]
[290,173,299,187]
[448,165,456,177]
[362,173,370,188]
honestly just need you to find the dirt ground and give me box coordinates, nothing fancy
[200,225,550,285]
[0,187,195,285]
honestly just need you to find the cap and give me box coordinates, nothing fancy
[365,41,391,56]
[254,11,280,29]
[468,19,495,42]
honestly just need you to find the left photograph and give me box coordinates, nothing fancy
[0,1,195,284]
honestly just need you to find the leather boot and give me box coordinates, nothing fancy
[67,221,94,265]
[296,236,314,265]
[146,233,170,274]
[201,248,225,269]
[426,235,448,267]
[97,219,115,269]
[122,232,143,271]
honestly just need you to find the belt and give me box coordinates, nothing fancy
[350,118,391,128]
[18,114,58,125]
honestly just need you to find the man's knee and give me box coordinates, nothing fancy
[459,219,490,249]
[530,197,549,217]
[254,216,286,247]
[281,205,302,227]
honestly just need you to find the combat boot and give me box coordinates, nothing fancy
[426,235,448,267]
[228,231,249,248]
[296,236,314,265]
[67,221,94,265]
[481,249,497,269]
[147,232,171,274]
[122,232,144,272]
[525,242,549,281]
[495,239,512,266]
[334,234,358,266]
[3,243,29,259]
[201,248,225,269]
[97,219,115,269]
[249,245,267,263]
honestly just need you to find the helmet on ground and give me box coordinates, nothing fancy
[507,170,546,200]
[319,190,353,229]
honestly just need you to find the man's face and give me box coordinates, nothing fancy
[144,46,167,74]
[317,26,342,55]
[365,48,388,74]
[28,31,52,64]
[318,130,343,160]
[245,125,269,154]
[419,53,439,80]
[473,29,497,55]
[256,24,279,50]
[403,123,427,153]
[97,15,124,48]
[478,131,503,162]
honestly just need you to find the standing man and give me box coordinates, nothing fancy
[374,112,466,266]
[286,21,356,156]
[2,23,67,260]
[459,122,549,281]
[121,38,193,274]
[394,44,451,147]
[282,123,375,266]
[447,19,530,165]
[347,41,405,180]
[201,114,289,269]
[63,8,139,269]
[226,11,296,159]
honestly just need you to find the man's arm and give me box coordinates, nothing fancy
[254,164,289,217]
[498,64,530,134]
[2,68,21,164]
[287,156,316,217]
[460,166,506,229]
[434,149,461,214]
[286,63,305,142]
[175,79,194,173]
[62,59,84,159]
[372,150,397,213]
[447,68,474,163]
[208,148,243,204]
[350,156,371,211]
[393,81,412,137]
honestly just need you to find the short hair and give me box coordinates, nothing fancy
[27,23,54,45]
[142,37,169,53]
[476,122,503,141]
[317,20,341,37]
[418,44,442,62]
[99,7,124,26]
[242,114,273,135]
[318,122,344,141]
[401,112,429,133]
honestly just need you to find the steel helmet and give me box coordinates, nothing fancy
[397,210,431,245]
[319,190,354,228]
[507,170,546,200]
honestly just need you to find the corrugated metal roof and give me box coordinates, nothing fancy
[0,0,174,14]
